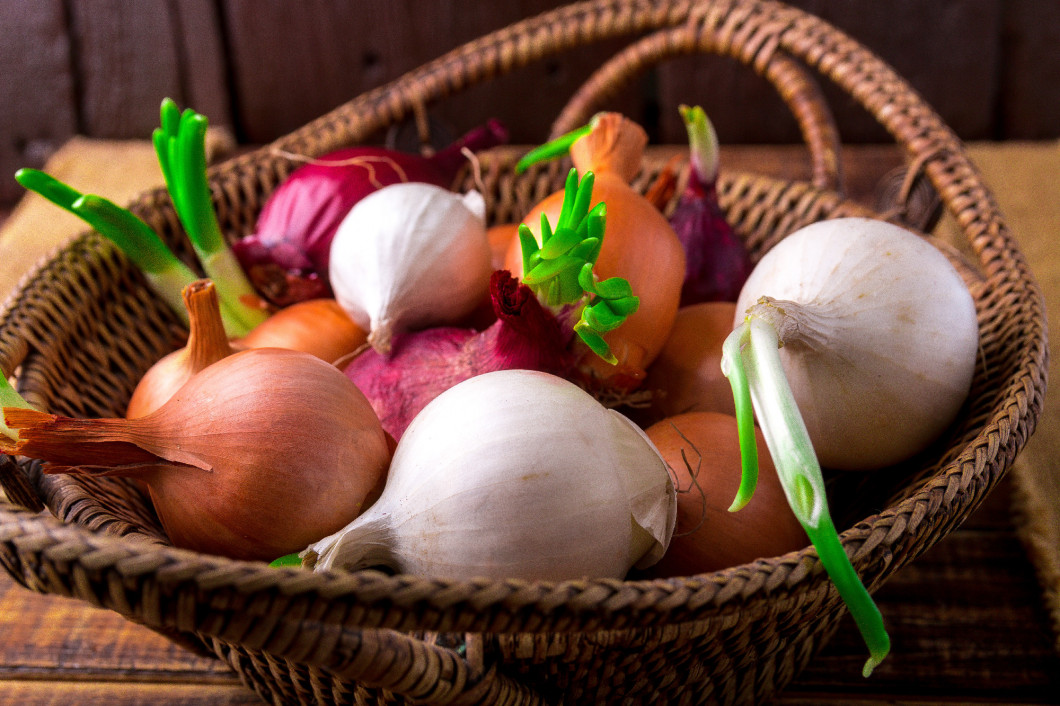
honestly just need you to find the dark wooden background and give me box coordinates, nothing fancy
[3,0,1059,207]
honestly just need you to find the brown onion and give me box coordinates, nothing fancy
[5,347,391,561]
[239,298,367,364]
[642,411,806,576]
[638,301,737,427]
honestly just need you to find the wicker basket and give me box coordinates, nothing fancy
[0,1,1047,703]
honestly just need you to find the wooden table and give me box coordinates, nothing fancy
[1,144,1057,704]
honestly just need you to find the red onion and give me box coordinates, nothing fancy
[344,270,574,440]
[234,120,509,305]
[670,105,751,305]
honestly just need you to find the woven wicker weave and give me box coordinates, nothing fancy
[0,1,1047,704]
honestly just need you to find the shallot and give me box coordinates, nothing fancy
[669,105,752,304]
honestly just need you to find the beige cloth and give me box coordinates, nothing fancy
[937,141,1060,654]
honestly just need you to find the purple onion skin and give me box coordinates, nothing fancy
[234,120,509,306]
[671,169,753,305]
[344,270,574,440]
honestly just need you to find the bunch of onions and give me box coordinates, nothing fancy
[505,112,686,391]
[233,120,508,305]
[340,169,636,440]
[4,347,392,562]
[302,369,676,581]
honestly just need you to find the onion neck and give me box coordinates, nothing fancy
[744,296,835,352]
[474,271,574,372]
[301,512,394,572]
[183,280,238,370]
[721,310,890,677]
[679,104,719,186]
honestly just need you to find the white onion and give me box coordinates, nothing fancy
[720,217,979,677]
[328,182,491,354]
[303,369,677,581]
[733,216,979,471]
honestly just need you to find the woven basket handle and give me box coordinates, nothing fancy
[550,23,844,193]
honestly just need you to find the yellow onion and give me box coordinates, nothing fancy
[4,347,391,561]
[239,298,368,365]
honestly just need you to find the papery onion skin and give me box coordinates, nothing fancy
[733,217,979,470]
[642,412,806,577]
[6,348,391,561]
[304,369,676,581]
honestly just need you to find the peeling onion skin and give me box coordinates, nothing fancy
[733,217,979,471]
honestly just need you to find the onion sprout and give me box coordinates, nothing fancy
[514,118,596,174]
[518,168,639,364]
[722,314,890,677]
[153,98,267,334]
[12,168,255,335]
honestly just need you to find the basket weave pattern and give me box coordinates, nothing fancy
[0,1,1047,704]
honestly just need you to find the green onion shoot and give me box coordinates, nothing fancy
[518,168,639,364]
[721,316,890,677]
[153,98,267,334]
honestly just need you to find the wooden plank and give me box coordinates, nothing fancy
[0,0,78,205]
[998,0,1060,140]
[0,681,261,706]
[219,0,640,145]
[0,578,232,679]
[655,0,1004,144]
[68,0,229,139]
